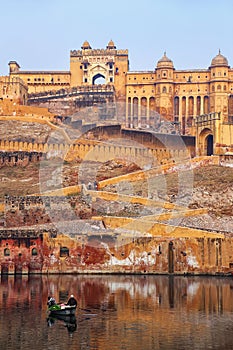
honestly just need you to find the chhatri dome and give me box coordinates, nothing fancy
[157,52,174,68]
[106,39,116,49]
[81,40,92,50]
[211,50,228,67]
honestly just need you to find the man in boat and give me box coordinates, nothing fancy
[47,296,56,307]
[66,294,77,307]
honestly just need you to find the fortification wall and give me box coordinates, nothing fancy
[0,151,43,167]
[0,227,232,275]
[0,139,190,166]
[4,195,93,227]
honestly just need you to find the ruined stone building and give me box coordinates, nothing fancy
[1,40,233,156]
[0,75,27,105]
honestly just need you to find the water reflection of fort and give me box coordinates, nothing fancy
[1,275,233,313]
[1,275,233,349]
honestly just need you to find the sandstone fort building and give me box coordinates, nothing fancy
[1,40,233,156]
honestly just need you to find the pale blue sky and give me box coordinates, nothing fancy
[1,0,233,75]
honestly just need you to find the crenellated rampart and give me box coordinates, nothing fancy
[0,151,43,167]
[0,139,191,166]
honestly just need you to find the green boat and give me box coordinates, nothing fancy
[48,303,77,316]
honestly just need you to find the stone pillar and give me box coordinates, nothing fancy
[138,98,141,128]
[186,97,189,119]
[146,98,150,126]
[130,100,133,128]
[193,96,197,117]
[200,96,204,115]
[179,97,182,122]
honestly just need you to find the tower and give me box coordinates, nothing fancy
[209,50,229,122]
[155,53,174,121]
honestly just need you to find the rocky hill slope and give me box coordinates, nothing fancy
[0,160,232,233]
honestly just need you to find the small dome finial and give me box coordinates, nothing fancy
[107,39,116,49]
[81,40,92,50]
[219,49,221,55]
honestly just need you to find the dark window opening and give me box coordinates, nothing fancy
[32,248,38,256]
[60,247,69,257]
[4,248,10,256]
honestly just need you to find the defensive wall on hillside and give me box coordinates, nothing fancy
[0,151,43,167]
[0,126,195,166]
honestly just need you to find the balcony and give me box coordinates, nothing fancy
[196,112,221,126]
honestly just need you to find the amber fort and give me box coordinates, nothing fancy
[0,41,232,275]
[1,40,232,156]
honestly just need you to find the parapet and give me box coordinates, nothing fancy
[70,49,128,57]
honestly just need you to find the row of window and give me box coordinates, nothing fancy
[27,77,62,82]
[129,76,154,81]
[3,248,38,256]
[127,96,211,117]
[128,85,233,95]
[128,72,230,81]
[28,82,68,86]
[3,247,69,258]
[80,57,114,63]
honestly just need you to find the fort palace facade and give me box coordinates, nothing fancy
[1,40,233,156]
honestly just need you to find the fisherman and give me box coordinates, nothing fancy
[47,296,56,307]
[66,294,78,307]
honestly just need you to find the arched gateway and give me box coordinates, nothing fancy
[198,128,214,156]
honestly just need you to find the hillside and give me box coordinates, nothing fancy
[0,161,232,233]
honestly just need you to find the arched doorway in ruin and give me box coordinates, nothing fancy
[206,134,213,156]
[199,128,214,156]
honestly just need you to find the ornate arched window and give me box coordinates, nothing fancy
[141,97,147,117]
[182,97,186,116]
[204,96,209,114]
[174,96,179,116]
[133,97,138,117]
[188,96,194,116]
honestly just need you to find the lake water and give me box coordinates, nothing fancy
[0,274,233,350]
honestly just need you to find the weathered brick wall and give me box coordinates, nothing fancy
[0,229,44,274]
[4,195,92,227]
[0,222,233,275]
